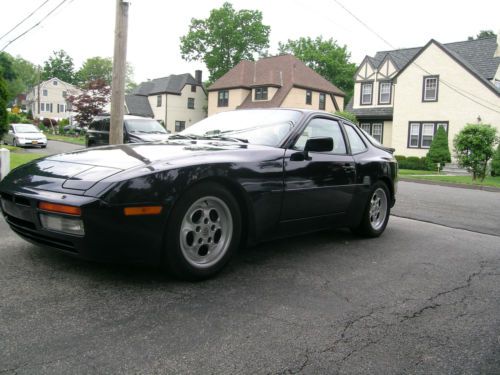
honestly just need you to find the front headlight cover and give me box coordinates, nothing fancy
[39,213,85,236]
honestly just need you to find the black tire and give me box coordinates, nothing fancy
[164,182,242,280]
[13,139,18,147]
[351,181,391,238]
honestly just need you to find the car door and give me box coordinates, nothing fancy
[5,125,14,144]
[281,117,356,221]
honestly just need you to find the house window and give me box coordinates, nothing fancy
[319,93,326,110]
[156,95,162,107]
[175,121,186,132]
[408,121,449,148]
[305,90,312,105]
[254,87,268,101]
[360,122,383,143]
[62,91,67,98]
[41,103,45,111]
[423,76,439,102]
[42,89,48,96]
[187,97,195,109]
[360,83,373,105]
[191,85,196,92]
[378,82,391,104]
[53,80,58,86]
[218,90,229,107]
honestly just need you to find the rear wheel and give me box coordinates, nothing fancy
[351,181,390,237]
[164,182,241,280]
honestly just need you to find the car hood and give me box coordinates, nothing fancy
[0,141,272,195]
[128,132,170,142]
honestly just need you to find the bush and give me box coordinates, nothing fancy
[426,126,451,170]
[334,110,358,124]
[59,118,69,126]
[454,123,498,181]
[8,112,32,124]
[491,143,500,176]
[395,155,429,170]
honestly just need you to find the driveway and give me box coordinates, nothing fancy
[0,182,499,374]
[23,139,83,155]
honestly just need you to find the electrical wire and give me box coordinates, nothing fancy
[0,0,50,42]
[1,0,69,52]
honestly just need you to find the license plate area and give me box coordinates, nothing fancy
[1,198,34,222]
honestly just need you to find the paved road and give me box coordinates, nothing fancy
[0,182,499,374]
[23,140,83,155]
[393,181,500,236]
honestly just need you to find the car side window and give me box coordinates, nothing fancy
[343,125,368,154]
[293,118,347,154]
[102,119,110,132]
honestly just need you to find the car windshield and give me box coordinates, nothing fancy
[180,109,303,147]
[14,124,40,133]
[125,119,167,134]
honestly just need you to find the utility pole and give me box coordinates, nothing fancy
[37,65,41,117]
[109,0,129,145]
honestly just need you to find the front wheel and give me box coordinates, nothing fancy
[164,182,241,280]
[351,181,390,237]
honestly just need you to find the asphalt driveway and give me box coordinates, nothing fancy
[0,181,499,374]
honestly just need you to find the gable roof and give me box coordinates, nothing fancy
[125,95,154,118]
[208,54,345,109]
[133,73,199,96]
[364,37,500,95]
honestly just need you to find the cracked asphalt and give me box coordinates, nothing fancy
[0,181,499,374]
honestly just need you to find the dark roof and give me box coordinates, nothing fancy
[125,95,153,117]
[365,37,500,94]
[208,54,345,109]
[345,99,393,120]
[133,73,199,96]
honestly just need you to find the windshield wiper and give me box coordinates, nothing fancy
[203,135,248,143]
[168,134,199,140]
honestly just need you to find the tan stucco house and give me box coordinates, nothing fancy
[126,71,207,133]
[207,54,345,116]
[26,78,82,120]
[346,36,500,156]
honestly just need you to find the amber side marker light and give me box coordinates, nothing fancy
[39,201,81,216]
[124,206,163,216]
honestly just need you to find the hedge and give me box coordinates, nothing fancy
[395,155,430,170]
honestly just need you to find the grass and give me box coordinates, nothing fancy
[46,134,86,145]
[399,169,500,188]
[10,152,45,170]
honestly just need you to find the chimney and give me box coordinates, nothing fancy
[195,70,202,84]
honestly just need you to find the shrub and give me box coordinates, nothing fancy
[491,143,500,176]
[454,123,498,181]
[395,155,429,170]
[426,126,451,170]
[334,110,358,124]
[59,118,69,126]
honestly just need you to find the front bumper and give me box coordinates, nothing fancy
[0,189,167,265]
[16,139,47,147]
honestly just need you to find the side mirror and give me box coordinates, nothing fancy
[8,130,13,134]
[304,137,334,153]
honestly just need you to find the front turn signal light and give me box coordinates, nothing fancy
[38,201,81,216]
[124,206,163,216]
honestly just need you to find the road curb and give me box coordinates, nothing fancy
[399,177,500,193]
[47,139,85,146]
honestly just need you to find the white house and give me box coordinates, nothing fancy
[346,36,500,156]
[26,78,82,121]
[125,71,207,133]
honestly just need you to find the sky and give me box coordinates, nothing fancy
[0,0,499,84]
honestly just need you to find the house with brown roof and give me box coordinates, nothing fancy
[207,55,345,116]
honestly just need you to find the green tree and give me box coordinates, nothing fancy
[0,52,19,101]
[42,50,75,84]
[0,77,9,139]
[453,124,498,181]
[75,56,136,91]
[426,126,451,170]
[278,36,356,100]
[468,30,497,40]
[491,143,500,176]
[180,2,270,83]
[11,56,38,95]
[335,110,357,124]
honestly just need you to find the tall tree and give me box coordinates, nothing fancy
[426,126,451,170]
[11,56,38,94]
[75,56,136,92]
[278,36,356,100]
[0,52,18,101]
[468,30,497,40]
[67,79,110,127]
[42,50,75,84]
[0,77,8,138]
[180,2,270,83]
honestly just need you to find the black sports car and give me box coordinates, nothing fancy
[0,109,397,279]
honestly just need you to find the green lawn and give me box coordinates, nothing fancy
[401,173,500,188]
[47,134,86,145]
[398,169,438,176]
[10,152,45,170]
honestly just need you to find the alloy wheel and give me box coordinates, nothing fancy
[369,187,388,231]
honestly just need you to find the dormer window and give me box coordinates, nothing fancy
[422,75,439,102]
[360,82,373,105]
[53,80,58,86]
[254,87,268,101]
[378,82,392,104]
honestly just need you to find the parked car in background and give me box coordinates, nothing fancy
[63,122,87,135]
[85,115,170,147]
[2,123,47,148]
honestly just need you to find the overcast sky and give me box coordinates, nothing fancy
[1,0,499,84]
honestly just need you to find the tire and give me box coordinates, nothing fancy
[12,139,17,147]
[164,182,242,280]
[351,181,391,238]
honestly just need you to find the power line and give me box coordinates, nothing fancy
[1,0,69,52]
[0,0,50,42]
[331,0,500,114]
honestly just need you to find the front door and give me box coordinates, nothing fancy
[281,117,356,221]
